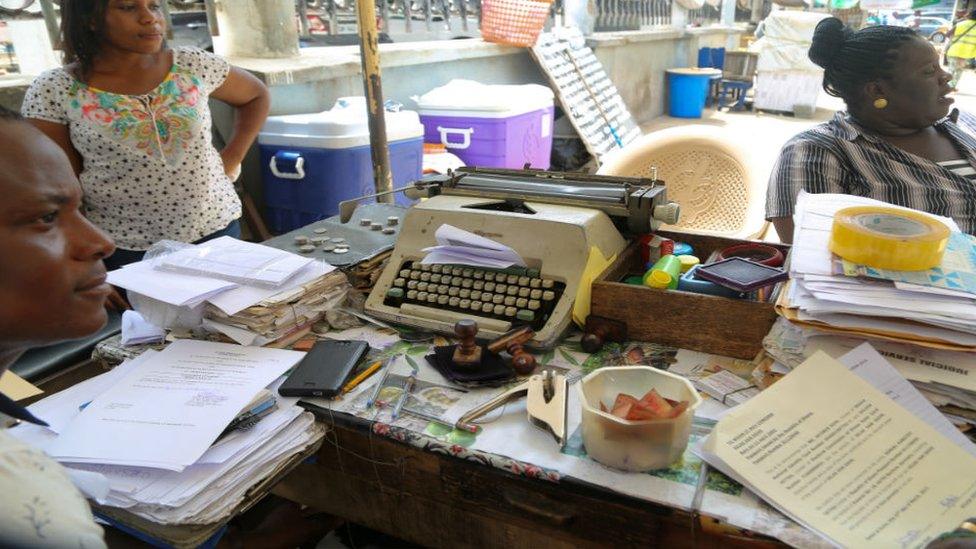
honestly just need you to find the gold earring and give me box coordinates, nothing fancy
[873,97,888,109]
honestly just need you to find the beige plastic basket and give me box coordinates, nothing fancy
[480,0,553,48]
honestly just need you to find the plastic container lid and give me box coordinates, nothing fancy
[258,97,425,149]
[413,79,554,118]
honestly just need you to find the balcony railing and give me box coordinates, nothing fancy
[594,0,673,32]
[686,0,722,27]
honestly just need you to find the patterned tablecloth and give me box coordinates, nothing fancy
[92,324,826,547]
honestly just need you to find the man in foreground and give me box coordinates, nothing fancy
[0,106,114,548]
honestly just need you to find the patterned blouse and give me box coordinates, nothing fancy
[766,111,976,235]
[22,47,242,251]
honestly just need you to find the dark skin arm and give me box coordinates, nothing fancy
[210,67,270,179]
[771,217,795,244]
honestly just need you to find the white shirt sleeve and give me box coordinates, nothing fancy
[0,430,107,549]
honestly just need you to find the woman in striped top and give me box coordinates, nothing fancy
[766,18,976,242]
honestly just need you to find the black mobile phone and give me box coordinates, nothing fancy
[278,339,369,398]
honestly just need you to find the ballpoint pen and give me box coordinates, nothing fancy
[366,355,397,409]
[402,408,479,433]
[390,370,416,420]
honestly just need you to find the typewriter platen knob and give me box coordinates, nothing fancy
[653,202,681,226]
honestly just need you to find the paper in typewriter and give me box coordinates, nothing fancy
[701,351,976,548]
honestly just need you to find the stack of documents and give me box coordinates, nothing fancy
[778,192,976,352]
[203,268,349,347]
[698,344,976,548]
[107,237,349,346]
[156,236,314,288]
[10,341,324,525]
[763,318,976,435]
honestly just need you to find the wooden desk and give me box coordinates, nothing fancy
[274,411,784,549]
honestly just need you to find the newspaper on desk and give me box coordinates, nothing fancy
[299,329,826,547]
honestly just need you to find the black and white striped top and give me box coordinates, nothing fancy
[938,159,976,182]
[766,111,976,234]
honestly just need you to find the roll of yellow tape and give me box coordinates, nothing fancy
[829,206,950,271]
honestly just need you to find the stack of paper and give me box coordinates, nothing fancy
[779,192,976,351]
[107,238,349,346]
[156,236,313,288]
[10,341,324,525]
[203,267,349,347]
[421,224,526,268]
[763,318,976,436]
[698,345,976,548]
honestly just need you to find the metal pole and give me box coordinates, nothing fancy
[38,0,60,49]
[160,0,175,40]
[297,0,311,39]
[204,0,220,37]
[356,0,394,200]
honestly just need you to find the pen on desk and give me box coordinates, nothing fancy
[401,408,479,433]
[390,371,416,420]
[342,360,382,394]
[366,355,396,409]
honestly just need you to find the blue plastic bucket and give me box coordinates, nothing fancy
[667,69,720,118]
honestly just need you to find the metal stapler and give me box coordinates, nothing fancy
[457,370,568,448]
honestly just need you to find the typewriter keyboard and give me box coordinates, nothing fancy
[383,261,565,331]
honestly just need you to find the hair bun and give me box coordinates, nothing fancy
[809,17,849,69]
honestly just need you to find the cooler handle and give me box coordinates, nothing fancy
[437,126,474,150]
[270,151,306,180]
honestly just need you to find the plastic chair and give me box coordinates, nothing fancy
[718,51,758,111]
[596,125,770,240]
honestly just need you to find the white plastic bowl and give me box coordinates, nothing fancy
[578,366,701,471]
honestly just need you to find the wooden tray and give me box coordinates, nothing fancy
[590,231,790,359]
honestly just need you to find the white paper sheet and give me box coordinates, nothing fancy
[838,343,976,456]
[420,224,526,268]
[46,340,303,471]
[22,351,156,436]
[157,236,313,288]
[205,260,334,316]
[697,349,976,548]
[108,262,237,307]
[121,310,166,346]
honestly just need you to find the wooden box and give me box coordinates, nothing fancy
[590,231,790,359]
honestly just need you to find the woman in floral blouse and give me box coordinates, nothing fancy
[22,0,269,274]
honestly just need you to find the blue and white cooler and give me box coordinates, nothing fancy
[259,97,424,233]
[414,80,555,170]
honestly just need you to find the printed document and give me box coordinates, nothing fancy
[47,340,303,471]
[700,351,976,548]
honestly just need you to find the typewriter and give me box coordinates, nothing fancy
[363,168,679,349]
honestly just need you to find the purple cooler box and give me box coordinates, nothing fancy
[415,80,555,170]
